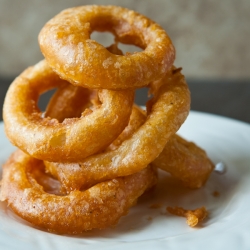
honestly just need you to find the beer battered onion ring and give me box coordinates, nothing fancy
[38,5,175,89]
[0,150,157,234]
[153,135,215,188]
[44,67,190,191]
[3,60,134,162]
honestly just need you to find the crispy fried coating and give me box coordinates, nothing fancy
[3,60,134,162]
[167,206,208,227]
[153,135,214,188]
[0,150,157,234]
[39,5,175,89]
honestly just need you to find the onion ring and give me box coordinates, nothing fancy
[44,67,190,191]
[152,135,215,188]
[38,5,175,89]
[0,150,157,234]
[3,59,134,162]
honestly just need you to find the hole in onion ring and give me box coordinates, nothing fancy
[91,31,114,47]
[38,88,56,113]
[91,31,142,54]
[44,84,100,123]
[28,161,62,196]
[118,43,142,54]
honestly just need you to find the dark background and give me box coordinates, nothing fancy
[1,77,249,124]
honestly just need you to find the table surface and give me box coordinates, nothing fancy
[1,77,250,124]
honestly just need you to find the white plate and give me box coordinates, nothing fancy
[1,111,250,250]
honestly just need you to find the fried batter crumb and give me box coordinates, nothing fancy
[167,206,208,227]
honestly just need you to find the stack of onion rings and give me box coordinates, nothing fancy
[0,5,214,234]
